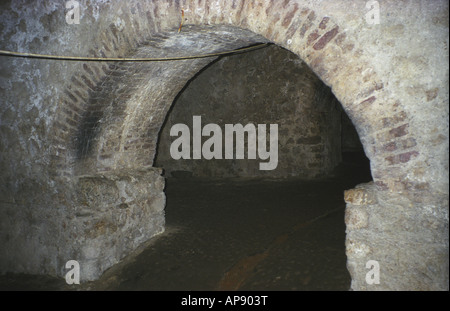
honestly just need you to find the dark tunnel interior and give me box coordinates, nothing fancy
[0,43,372,291]
[90,44,371,290]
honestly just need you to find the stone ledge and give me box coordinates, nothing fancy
[344,182,377,206]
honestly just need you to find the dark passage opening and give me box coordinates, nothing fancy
[116,44,372,291]
[0,43,372,291]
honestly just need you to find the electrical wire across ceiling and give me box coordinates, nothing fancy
[0,43,270,62]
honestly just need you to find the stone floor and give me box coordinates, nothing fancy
[0,153,372,291]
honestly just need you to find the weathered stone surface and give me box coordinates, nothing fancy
[344,183,377,206]
[0,0,448,290]
[155,44,342,178]
[71,167,166,280]
[345,189,449,290]
[0,165,165,281]
[345,207,369,230]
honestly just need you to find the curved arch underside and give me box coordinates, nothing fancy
[73,25,269,174]
[50,0,448,196]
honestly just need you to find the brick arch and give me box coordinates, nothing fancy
[51,0,418,193]
[45,0,448,289]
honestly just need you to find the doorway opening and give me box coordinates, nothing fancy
[117,44,372,290]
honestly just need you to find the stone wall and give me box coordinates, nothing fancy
[345,182,449,290]
[156,44,342,179]
[0,0,448,289]
[0,165,165,281]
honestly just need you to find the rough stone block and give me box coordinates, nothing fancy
[345,206,369,229]
[344,185,377,206]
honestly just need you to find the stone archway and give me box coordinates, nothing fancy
[0,0,448,290]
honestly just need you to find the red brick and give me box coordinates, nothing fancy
[234,0,245,21]
[426,88,439,101]
[313,26,339,50]
[385,150,419,165]
[385,155,395,165]
[381,111,407,127]
[71,76,84,88]
[389,124,409,138]
[67,101,82,115]
[282,3,299,27]
[73,90,86,102]
[83,64,94,76]
[357,96,376,110]
[109,23,119,38]
[307,30,320,45]
[265,0,277,16]
[81,75,95,91]
[64,90,78,103]
[101,65,110,75]
[299,11,315,37]
[382,141,397,152]
[286,16,303,39]
[399,151,419,163]
[319,17,330,29]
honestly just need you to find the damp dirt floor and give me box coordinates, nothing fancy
[0,153,372,291]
